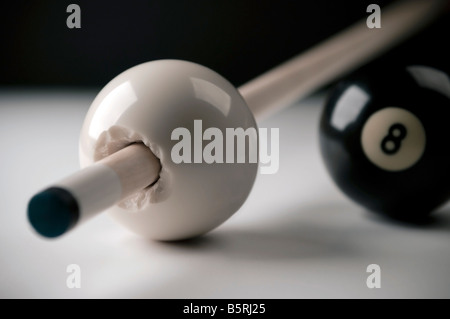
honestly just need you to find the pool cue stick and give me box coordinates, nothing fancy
[28,0,445,237]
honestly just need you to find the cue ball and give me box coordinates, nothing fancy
[79,60,258,240]
[319,65,450,219]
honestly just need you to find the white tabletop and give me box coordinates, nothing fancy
[1,90,449,298]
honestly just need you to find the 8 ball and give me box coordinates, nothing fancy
[319,65,450,219]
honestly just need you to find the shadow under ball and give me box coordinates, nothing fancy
[319,65,450,219]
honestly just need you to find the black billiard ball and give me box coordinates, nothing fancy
[319,65,450,219]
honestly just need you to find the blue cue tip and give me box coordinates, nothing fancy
[27,187,79,238]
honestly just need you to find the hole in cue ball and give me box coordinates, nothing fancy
[27,187,80,238]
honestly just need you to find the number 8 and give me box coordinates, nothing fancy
[381,123,407,155]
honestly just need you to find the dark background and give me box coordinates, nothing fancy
[1,0,449,89]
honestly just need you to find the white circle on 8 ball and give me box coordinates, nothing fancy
[361,107,426,172]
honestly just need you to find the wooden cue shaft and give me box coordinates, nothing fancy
[239,0,446,121]
[99,143,160,199]
[28,144,160,237]
[57,143,160,217]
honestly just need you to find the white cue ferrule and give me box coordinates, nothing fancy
[55,143,160,228]
[28,144,161,237]
[55,163,122,225]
